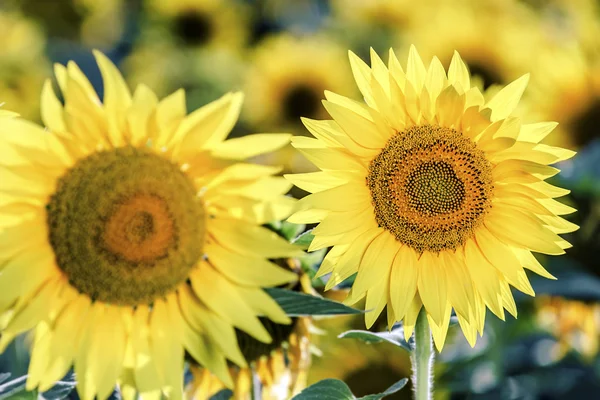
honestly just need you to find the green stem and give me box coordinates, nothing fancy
[412,309,433,400]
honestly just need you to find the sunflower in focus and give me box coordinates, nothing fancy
[0,52,302,399]
[187,263,314,400]
[536,296,600,360]
[143,0,252,52]
[286,46,577,350]
[0,10,49,120]
[405,0,540,91]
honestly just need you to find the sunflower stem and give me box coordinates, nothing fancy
[412,308,433,400]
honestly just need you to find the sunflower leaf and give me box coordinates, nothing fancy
[209,389,234,400]
[359,378,409,399]
[292,377,408,400]
[291,229,315,249]
[39,371,77,399]
[338,329,412,353]
[291,379,355,399]
[280,221,307,241]
[0,375,29,400]
[265,288,362,316]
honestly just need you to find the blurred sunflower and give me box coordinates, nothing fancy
[9,0,125,48]
[187,263,314,400]
[123,44,245,112]
[405,1,540,91]
[522,0,600,55]
[287,46,577,350]
[0,51,301,399]
[328,0,426,53]
[143,0,252,52]
[309,312,412,399]
[0,10,49,120]
[243,34,356,133]
[536,296,600,360]
[526,45,600,149]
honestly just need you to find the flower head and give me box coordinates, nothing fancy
[0,51,300,399]
[286,46,578,350]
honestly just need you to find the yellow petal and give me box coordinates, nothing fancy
[205,243,297,287]
[485,74,529,121]
[448,51,470,90]
[208,217,302,258]
[390,246,418,322]
[190,264,272,343]
[352,231,399,297]
[173,92,244,159]
[417,252,448,325]
[209,133,291,160]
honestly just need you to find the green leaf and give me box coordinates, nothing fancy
[209,389,233,400]
[359,379,409,399]
[338,329,412,353]
[280,221,306,241]
[0,375,29,400]
[292,378,409,400]
[40,372,77,400]
[265,288,362,316]
[292,379,354,400]
[0,375,9,386]
[292,229,315,249]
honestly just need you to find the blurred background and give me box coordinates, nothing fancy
[0,0,599,398]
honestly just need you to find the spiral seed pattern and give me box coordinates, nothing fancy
[367,125,493,253]
[47,146,205,305]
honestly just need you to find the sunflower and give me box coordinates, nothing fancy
[186,263,314,400]
[123,44,245,113]
[143,0,252,52]
[0,51,302,399]
[536,296,600,360]
[308,311,412,400]
[0,10,49,120]
[9,0,125,48]
[243,34,357,133]
[404,0,540,91]
[526,45,600,150]
[286,46,577,351]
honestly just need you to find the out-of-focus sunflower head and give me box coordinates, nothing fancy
[309,312,412,400]
[525,44,600,149]
[0,10,49,120]
[405,0,542,92]
[536,296,600,360]
[123,44,246,111]
[522,0,600,55]
[187,261,314,400]
[331,0,420,30]
[143,0,253,52]
[243,34,357,134]
[9,0,125,47]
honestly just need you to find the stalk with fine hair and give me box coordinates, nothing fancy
[412,309,434,400]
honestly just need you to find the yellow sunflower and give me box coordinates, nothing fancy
[0,51,302,399]
[0,10,49,120]
[123,44,245,112]
[243,34,357,133]
[10,0,125,48]
[536,296,600,360]
[404,0,540,91]
[143,0,252,52]
[526,44,600,149]
[187,264,314,400]
[286,46,577,351]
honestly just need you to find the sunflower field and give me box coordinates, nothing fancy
[0,0,599,399]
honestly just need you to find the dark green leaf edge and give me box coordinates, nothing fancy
[266,288,362,316]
